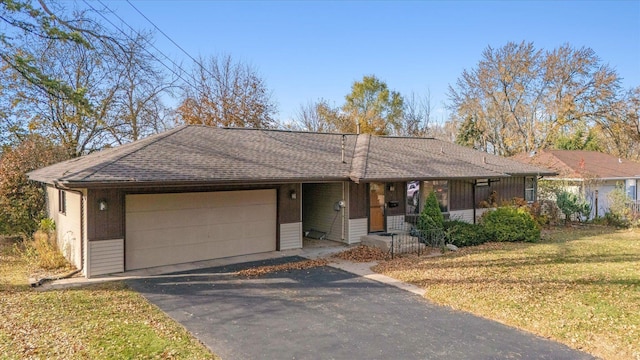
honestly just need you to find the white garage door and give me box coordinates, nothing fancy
[125,189,276,270]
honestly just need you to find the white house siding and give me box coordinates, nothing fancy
[387,215,408,232]
[88,239,124,277]
[302,183,346,242]
[46,186,83,270]
[280,222,302,250]
[449,209,475,224]
[348,218,368,244]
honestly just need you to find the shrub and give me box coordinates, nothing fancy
[39,218,56,233]
[443,220,487,247]
[418,191,444,231]
[18,230,69,270]
[556,190,591,223]
[481,207,540,243]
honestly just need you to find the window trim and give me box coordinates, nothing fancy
[525,177,536,203]
[58,189,66,214]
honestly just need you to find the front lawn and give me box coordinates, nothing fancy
[374,226,640,360]
[0,240,217,359]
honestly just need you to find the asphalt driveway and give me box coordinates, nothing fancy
[126,256,594,360]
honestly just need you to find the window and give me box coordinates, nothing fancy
[58,189,66,214]
[407,180,448,214]
[525,177,535,202]
[626,179,637,201]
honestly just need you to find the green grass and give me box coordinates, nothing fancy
[374,226,640,360]
[0,240,217,359]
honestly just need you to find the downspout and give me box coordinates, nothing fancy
[341,182,346,242]
[472,181,477,224]
[32,182,85,287]
[55,183,85,273]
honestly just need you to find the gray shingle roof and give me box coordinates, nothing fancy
[28,125,555,187]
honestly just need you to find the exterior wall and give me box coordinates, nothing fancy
[278,183,302,224]
[280,222,302,250]
[449,180,474,211]
[387,215,409,231]
[476,177,526,205]
[87,189,124,240]
[348,218,367,244]
[349,182,367,219]
[46,186,83,270]
[385,182,406,216]
[302,182,347,242]
[449,209,475,223]
[88,239,124,277]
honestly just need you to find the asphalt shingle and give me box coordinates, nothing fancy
[29,126,555,186]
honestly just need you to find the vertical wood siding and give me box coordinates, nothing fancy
[385,181,406,216]
[449,180,474,211]
[279,183,301,224]
[349,182,367,219]
[87,189,124,241]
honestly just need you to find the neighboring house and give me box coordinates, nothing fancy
[29,125,554,278]
[512,149,640,219]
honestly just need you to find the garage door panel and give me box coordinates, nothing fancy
[126,189,276,270]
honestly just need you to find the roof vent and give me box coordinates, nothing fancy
[619,158,623,164]
[482,156,486,164]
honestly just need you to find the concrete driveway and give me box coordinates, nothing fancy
[126,256,594,360]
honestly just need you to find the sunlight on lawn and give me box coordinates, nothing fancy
[374,227,640,360]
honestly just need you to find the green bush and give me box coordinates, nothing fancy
[481,207,540,243]
[418,191,444,232]
[556,190,591,223]
[443,220,487,247]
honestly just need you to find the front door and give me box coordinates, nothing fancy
[369,182,385,232]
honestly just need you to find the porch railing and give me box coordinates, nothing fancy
[387,220,445,259]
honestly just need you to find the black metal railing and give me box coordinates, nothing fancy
[387,227,445,259]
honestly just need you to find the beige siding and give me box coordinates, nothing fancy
[449,209,474,224]
[348,218,367,244]
[280,222,302,250]
[47,186,83,270]
[125,189,276,270]
[88,239,124,277]
[302,183,346,242]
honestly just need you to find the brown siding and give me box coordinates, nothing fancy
[449,180,474,211]
[385,181,406,216]
[87,189,124,241]
[475,177,526,206]
[349,182,367,219]
[89,183,299,242]
[278,183,301,224]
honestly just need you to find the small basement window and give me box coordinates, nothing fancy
[58,189,66,214]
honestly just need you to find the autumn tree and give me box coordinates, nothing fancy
[342,75,404,135]
[448,42,621,156]
[177,55,277,128]
[0,135,68,235]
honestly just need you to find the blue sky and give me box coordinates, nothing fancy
[94,0,639,124]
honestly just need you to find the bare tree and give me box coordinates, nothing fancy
[294,100,338,133]
[176,55,277,128]
[399,90,432,137]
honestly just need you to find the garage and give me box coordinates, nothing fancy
[125,189,277,270]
